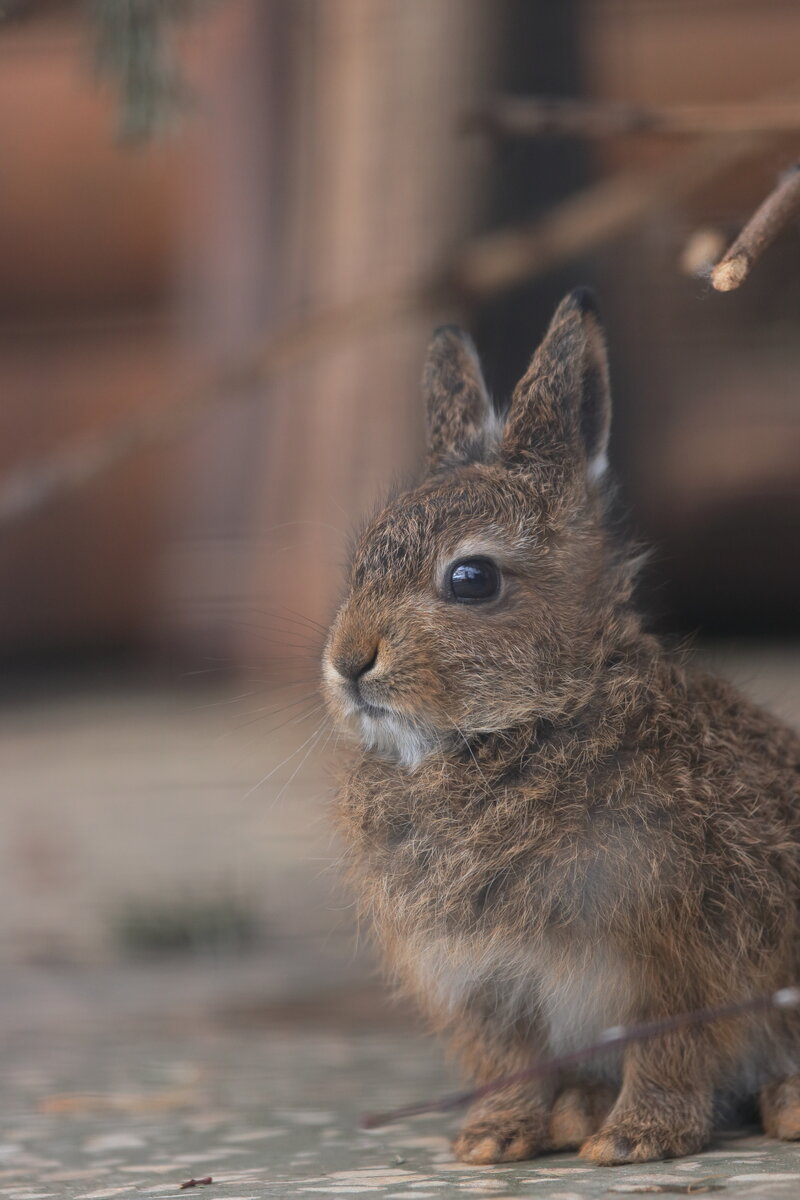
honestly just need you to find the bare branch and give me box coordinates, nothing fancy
[361,987,800,1129]
[453,135,755,297]
[0,285,437,527]
[712,163,800,291]
[465,95,800,140]
[0,118,776,529]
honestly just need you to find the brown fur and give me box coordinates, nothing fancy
[322,290,800,1165]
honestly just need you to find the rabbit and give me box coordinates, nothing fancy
[321,288,800,1166]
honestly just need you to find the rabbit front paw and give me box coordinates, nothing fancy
[453,1110,546,1164]
[761,1076,800,1140]
[579,1112,709,1165]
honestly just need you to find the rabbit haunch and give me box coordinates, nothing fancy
[323,290,800,1166]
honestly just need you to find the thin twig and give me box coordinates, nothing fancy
[464,96,800,140]
[452,133,759,297]
[711,162,800,291]
[361,986,800,1129]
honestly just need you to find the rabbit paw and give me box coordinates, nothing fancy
[580,1114,707,1165]
[453,1110,545,1164]
[762,1077,800,1140]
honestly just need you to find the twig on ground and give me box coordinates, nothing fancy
[607,1180,722,1195]
[711,162,800,291]
[464,96,800,140]
[360,986,800,1129]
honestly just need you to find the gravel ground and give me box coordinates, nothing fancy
[2,1014,800,1200]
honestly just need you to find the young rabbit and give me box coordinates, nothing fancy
[322,289,800,1166]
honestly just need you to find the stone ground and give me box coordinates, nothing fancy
[4,997,800,1200]
[1,643,799,1200]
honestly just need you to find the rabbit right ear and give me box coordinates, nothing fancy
[423,326,494,471]
[501,289,611,483]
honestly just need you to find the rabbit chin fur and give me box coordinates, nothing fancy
[323,292,800,1166]
[321,658,438,769]
[357,711,435,770]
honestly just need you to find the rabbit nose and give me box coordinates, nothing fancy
[336,644,379,683]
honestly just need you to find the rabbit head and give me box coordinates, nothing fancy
[323,289,632,767]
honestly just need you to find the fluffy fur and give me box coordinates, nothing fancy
[322,290,800,1166]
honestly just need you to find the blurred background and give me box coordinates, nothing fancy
[2,0,800,1033]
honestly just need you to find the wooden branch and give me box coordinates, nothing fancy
[452,135,756,297]
[0,285,436,526]
[361,986,800,1129]
[0,116,778,530]
[711,163,800,291]
[465,95,800,140]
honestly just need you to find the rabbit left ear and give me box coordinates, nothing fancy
[423,325,494,471]
[501,289,611,482]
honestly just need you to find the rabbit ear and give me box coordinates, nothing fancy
[501,289,611,481]
[423,325,494,470]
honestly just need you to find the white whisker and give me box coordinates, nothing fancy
[269,719,330,808]
[240,714,327,801]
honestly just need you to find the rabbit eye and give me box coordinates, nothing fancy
[447,557,501,604]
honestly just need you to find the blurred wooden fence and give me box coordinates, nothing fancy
[2,0,800,666]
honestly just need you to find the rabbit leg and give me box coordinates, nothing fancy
[546,1081,617,1151]
[580,1032,713,1165]
[450,1019,554,1164]
[761,1075,800,1140]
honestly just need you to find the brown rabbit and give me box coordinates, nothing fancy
[322,289,800,1166]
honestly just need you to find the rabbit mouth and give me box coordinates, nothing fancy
[356,698,389,718]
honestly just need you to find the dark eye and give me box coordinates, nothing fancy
[448,557,501,604]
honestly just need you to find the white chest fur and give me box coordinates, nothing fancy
[402,933,635,1057]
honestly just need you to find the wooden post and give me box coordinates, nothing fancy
[160,0,498,673]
